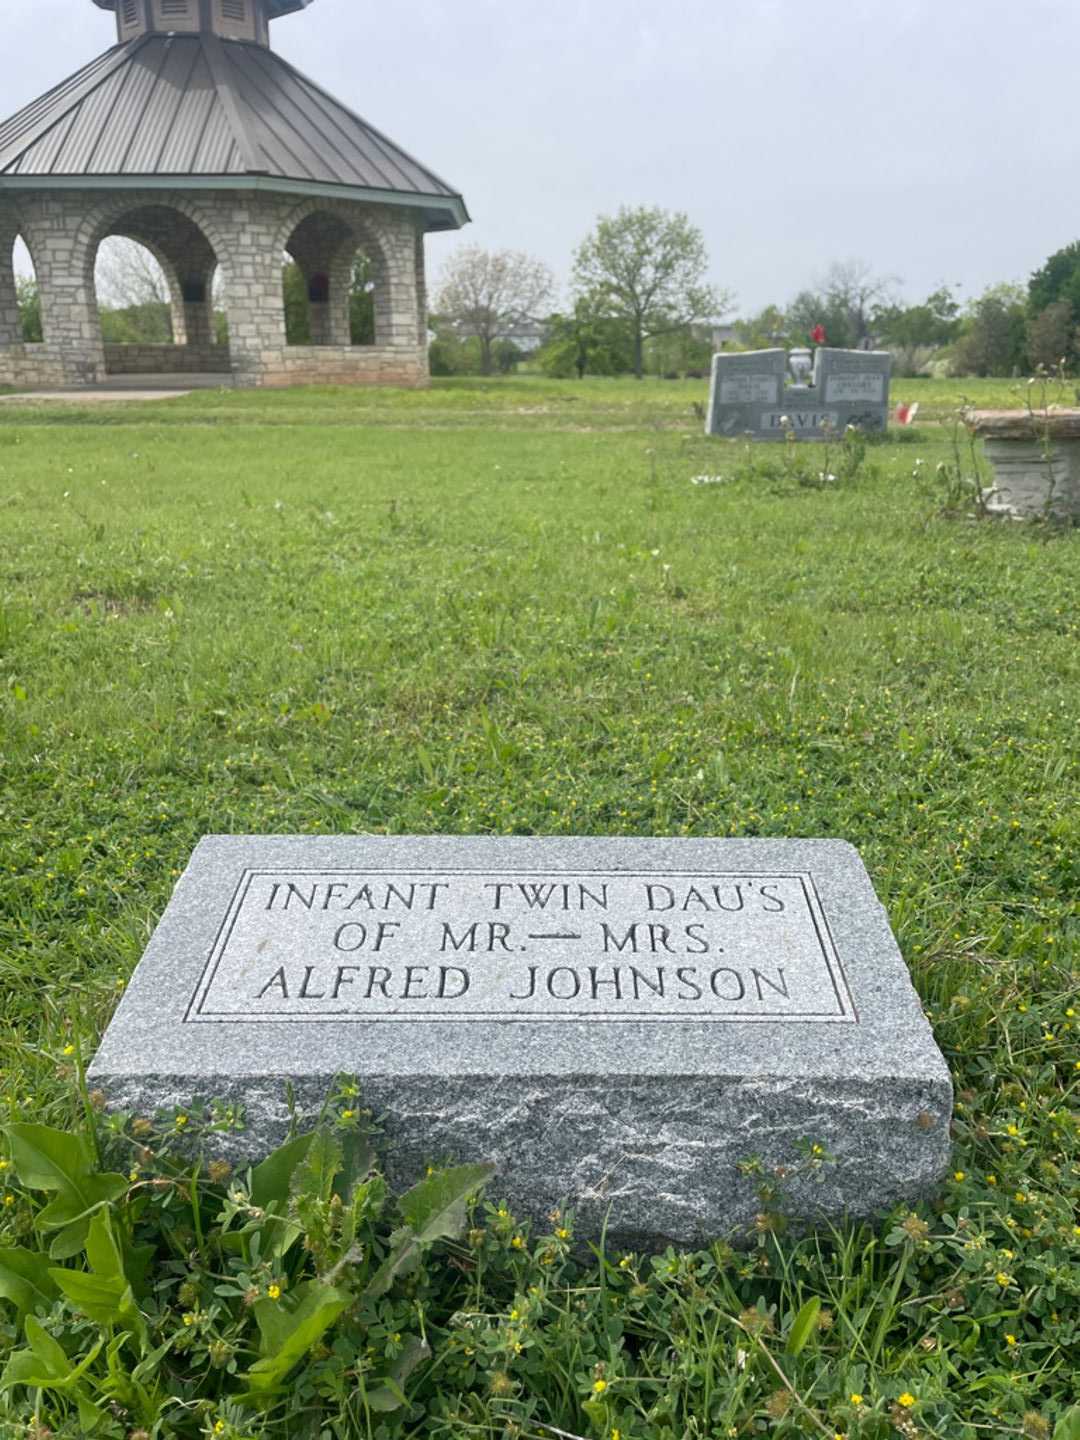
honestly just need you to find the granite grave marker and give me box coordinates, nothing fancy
[707,347,893,441]
[89,836,952,1245]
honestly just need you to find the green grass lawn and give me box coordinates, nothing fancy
[0,376,1077,1439]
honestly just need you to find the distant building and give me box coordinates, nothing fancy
[689,321,738,351]
[495,320,549,355]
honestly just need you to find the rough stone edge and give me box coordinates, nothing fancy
[92,1069,954,1249]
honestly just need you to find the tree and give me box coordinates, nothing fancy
[573,206,730,379]
[645,325,715,378]
[1028,240,1080,321]
[1026,300,1080,372]
[952,284,1028,377]
[16,276,41,342]
[787,260,899,349]
[95,237,171,309]
[94,238,173,342]
[874,287,962,348]
[100,303,171,344]
[435,246,554,376]
[734,304,787,351]
[538,297,634,378]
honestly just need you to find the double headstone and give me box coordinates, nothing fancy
[89,836,952,1246]
[707,347,892,440]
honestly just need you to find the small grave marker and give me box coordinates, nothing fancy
[90,836,952,1244]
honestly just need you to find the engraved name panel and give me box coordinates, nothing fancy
[186,870,856,1024]
[719,375,780,405]
[762,411,841,431]
[824,374,886,403]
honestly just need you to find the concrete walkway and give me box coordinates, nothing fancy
[0,373,233,403]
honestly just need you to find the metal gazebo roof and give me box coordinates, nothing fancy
[0,33,468,231]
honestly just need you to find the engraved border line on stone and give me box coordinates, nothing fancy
[184,868,258,1023]
[183,868,858,1026]
[802,874,858,1023]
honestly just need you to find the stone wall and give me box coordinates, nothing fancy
[104,344,232,375]
[0,188,431,390]
[260,346,428,388]
[0,343,65,389]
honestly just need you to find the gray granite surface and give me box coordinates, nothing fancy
[707,348,892,441]
[89,836,953,1245]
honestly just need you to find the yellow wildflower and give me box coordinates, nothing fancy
[593,1378,608,1394]
[62,1044,75,1056]
[267,1284,282,1301]
[898,1393,916,1408]
[511,1235,525,1250]
[1005,1334,1017,1346]
[850,1394,864,1406]
[954,1171,966,1182]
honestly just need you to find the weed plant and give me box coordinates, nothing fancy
[0,376,1077,1437]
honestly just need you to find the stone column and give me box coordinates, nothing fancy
[288,222,354,346]
[322,248,355,345]
[372,209,425,349]
[179,269,216,347]
[414,228,428,350]
[220,209,287,386]
[33,200,106,385]
[0,226,22,348]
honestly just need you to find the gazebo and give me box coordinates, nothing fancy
[0,0,467,388]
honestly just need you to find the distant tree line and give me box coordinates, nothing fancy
[736,244,1080,378]
[430,231,1080,382]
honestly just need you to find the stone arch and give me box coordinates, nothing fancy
[0,223,40,348]
[280,202,394,348]
[95,235,177,344]
[75,198,230,376]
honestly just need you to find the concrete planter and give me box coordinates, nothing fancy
[967,409,1080,520]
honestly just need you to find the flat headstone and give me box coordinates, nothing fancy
[89,836,952,1245]
[707,347,892,441]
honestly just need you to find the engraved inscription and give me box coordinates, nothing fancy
[186,871,855,1024]
[720,375,779,405]
[825,375,885,403]
[762,411,841,431]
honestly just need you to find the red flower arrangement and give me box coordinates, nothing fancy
[810,324,827,345]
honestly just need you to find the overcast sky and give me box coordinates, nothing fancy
[7,0,1080,315]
